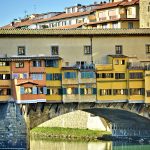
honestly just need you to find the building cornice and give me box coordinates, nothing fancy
[0,29,150,37]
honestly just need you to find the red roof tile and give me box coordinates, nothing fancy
[55,23,84,29]
[34,11,91,24]
[94,0,139,11]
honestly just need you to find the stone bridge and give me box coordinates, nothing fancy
[1,101,150,149]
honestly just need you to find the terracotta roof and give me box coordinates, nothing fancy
[1,24,15,29]
[95,0,139,10]
[1,20,34,29]
[0,29,150,36]
[95,1,122,10]
[33,11,91,24]
[120,0,139,6]
[55,23,84,29]
[17,81,38,86]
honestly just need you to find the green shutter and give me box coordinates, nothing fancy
[92,88,97,95]
[74,88,78,94]
[62,88,67,95]
[80,88,84,95]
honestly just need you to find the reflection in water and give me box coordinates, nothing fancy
[30,139,150,150]
[30,139,111,150]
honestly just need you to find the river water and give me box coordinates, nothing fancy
[30,139,150,150]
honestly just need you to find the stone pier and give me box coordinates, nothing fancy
[0,101,27,149]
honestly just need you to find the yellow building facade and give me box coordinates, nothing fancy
[46,57,62,102]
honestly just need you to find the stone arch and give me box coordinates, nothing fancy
[25,103,150,137]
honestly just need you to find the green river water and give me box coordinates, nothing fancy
[30,139,150,150]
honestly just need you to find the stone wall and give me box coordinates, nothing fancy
[39,110,109,131]
[0,102,27,149]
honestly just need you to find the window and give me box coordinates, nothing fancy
[12,73,28,79]
[128,8,132,15]
[45,60,58,67]
[46,73,62,80]
[64,72,76,79]
[84,46,91,55]
[129,72,143,79]
[31,74,43,80]
[80,88,96,95]
[0,61,9,66]
[115,73,125,79]
[32,60,41,67]
[112,22,118,28]
[15,62,24,68]
[114,59,119,65]
[120,60,125,65]
[24,87,32,94]
[20,86,46,94]
[81,72,95,78]
[96,73,113,78]
[102,23,107,29]
[130,88,144,95]
[115,45,123,55]
[47,88,61,95]
[0,88,11,95]
[147,90,150,97]
[128,22,133,29]
[113,89,127,95]
[51,46,59,55]
[146,45,150,54]
[148,6,150,12]
[100,89,112,95]
[18,46,26,56]
[0,74,10,80]
[67,87,78,95]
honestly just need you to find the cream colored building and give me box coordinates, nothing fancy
[0,29,150,66]
[140,0,150,28]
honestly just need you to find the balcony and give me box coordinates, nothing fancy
[127,62,146,70]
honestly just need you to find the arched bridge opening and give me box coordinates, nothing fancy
[21,102,150,138]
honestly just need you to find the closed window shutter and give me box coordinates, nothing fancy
[125,89,128,95]
[59,74,62,80]
[64,73,68,78]
[141,88,145,95]
[92,88,97,95]
[63,88,67,95]
[74,88,78,94]
[80,88,84,95]
[46,74,49,80]
[43,87,47,94]
[58,88,62,95]
[20,87,24,94]
[32,87,37,94]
